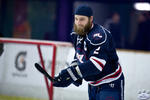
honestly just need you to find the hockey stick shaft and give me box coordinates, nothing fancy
[34,63,55,82]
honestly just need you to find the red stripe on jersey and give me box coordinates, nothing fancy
[92,58,104,69]
[90,65,122,85]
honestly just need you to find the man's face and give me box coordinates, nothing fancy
[74,15,93,36]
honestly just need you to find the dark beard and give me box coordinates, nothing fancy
[73,20,92,36]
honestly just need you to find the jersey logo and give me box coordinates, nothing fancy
[93,33,102,38]
[109,83,115,88]
[76,53,84,63]
[76,36,83,45]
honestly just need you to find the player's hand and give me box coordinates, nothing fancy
[69,60,83,87]
[53,68,73,87]
[53,66,82,87]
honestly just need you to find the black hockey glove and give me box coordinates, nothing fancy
[53,68,73,87]
[73,78,83,87]
[70,60,83,87]
[53,66,82,87]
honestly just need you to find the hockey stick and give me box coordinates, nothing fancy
[34,63,55,82]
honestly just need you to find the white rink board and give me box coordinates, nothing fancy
[0,41,150,100]
[0,43,54,98]
[117,50,150,100]
[0,44,53,86]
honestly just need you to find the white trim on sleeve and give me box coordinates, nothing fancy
[90,56,106,71]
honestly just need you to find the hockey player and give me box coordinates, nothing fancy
[53,5,124,100]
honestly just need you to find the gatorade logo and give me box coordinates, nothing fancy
[15,51,27,71]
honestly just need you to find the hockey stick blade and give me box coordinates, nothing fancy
[34,63,55,82]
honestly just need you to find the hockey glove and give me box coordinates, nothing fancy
[73,78,83,87]
[53,68,73,87]
[70,60,83,86]
[53,66,82,87]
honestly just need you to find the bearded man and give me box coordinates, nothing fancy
[53,5,125,100]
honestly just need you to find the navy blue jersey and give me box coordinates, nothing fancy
[71,24,122,86]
